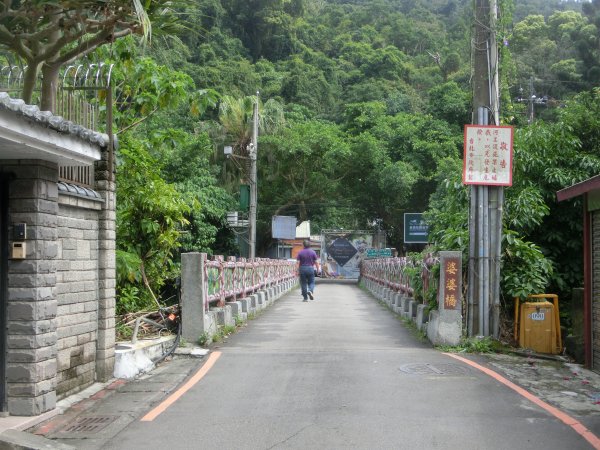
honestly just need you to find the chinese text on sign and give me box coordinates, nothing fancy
[463,125,513,186]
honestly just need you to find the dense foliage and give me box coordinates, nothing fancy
[1,0,598,323]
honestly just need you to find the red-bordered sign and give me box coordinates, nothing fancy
[442,257,461,311]
[463,125,514,186]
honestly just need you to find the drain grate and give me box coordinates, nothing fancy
[59,415,119,434]
[398,363,471,376]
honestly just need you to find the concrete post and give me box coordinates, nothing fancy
[181,253,207,343]
[258,291,266,308]
[416,304,429,331]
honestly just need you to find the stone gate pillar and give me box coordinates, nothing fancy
[4,160,58,416]
[427,251,463,346]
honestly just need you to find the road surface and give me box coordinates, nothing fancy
[102,281,598,449]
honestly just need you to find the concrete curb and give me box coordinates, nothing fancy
[0,428,75,449]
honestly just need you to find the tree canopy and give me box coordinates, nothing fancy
[0,0,182,109]
[0,0,598,322]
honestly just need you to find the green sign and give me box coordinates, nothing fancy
[366,248,393,258]
[404,213,429,244]
[240,184,250,210]
[366,249,378,258]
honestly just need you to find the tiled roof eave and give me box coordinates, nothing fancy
[0,92,109,148]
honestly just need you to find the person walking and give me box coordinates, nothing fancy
[296,240,320,301]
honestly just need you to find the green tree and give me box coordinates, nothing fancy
[259,119,351,222]
[370,112,463,211]
[579,1,600,83]
[207,94,285,192]
[116,137,192,313]
[427,81,470,128]
[279,56,337,116]
[158,130,237,256]
[221,0,305,61]
[426,89,600,307]
[425,157,470,252]
[0,0,182,110]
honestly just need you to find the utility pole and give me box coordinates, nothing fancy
[518,78,551,124]
[248,92,259,259]
[528,77,535,123]
[468,0,503,338]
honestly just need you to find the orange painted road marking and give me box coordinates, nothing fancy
[445,353,600,450]
[141,351,222,422]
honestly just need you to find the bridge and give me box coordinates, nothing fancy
[180,250,465,351]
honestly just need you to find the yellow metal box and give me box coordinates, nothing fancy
[519,301,557,354]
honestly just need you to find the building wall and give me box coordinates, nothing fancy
[1,156,115,416]
[281,239,321,259]
[592,211,600,371]
[55,195,102,397]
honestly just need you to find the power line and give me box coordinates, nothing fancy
[258,203,358,208]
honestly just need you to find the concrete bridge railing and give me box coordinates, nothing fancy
[180,253,297,344]
[361,251,463,346]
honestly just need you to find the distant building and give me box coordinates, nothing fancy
[269,221,320,260]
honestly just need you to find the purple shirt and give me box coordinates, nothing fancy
[297,248,318,266]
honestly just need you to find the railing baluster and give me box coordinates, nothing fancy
[200,255,295,309]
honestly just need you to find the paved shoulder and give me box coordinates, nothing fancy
[27,356,205,450]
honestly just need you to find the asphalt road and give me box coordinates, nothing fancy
[100,281,597,450]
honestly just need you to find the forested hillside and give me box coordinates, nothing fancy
[116,0,600,318]
[2,0,597,323]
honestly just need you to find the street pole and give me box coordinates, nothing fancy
[248,92,259,259]
[529,76,535,123]
[489,0,503,338]
[469,0,502,337]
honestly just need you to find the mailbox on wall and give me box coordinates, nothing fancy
[11,223,27,259]
[11,242,26,259]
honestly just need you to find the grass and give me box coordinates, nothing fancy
[364,285,429,342]
[222,324,237,335]
[197,332,210,347]
[400,315,428,341]
[437,336,509,353]
[202,323,241,345]
[360,284,514,353]
[116,322,133,340]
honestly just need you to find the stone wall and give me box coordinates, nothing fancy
[0,157,115,416]
[93,146,116,382]
[55,194,102,397]
[3,160,59,416]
